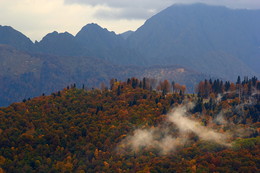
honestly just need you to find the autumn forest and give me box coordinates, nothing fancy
[0,76,259,172]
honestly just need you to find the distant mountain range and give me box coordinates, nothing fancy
[0,3,259,106]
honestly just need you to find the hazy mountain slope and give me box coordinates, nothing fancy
[128,3,260,78]
[0,25,34,51]
[0,44,44,96]
[0,44,117,106]
[0,45,206,106]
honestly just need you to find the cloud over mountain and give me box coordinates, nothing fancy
[64,0,260,19]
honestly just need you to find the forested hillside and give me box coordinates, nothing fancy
[0,77,259,172]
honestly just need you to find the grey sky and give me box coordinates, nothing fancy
[65,0,260,19]
[0,0,259,41]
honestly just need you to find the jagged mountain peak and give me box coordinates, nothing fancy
[0,25,33,51]
[39,31,74,42]
[81,23,103,30]
[35,30,79,56]
[76,23,116,37]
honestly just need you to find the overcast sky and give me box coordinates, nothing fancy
[0,0,259,41]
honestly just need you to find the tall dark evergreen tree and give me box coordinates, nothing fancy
[236,76,241,85]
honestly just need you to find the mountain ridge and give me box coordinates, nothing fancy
[0,4,259,78]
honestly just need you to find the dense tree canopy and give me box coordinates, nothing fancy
[0,77,259,172]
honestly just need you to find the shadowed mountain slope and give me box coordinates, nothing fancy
[127,3,260,78]
[0,25,33,51]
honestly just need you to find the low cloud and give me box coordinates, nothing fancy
[214,111,228,125]
[117,104,231,155]
[168,106,229,146]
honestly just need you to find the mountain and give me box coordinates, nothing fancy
[1,4,260,79]
[2,4,259,78]
[74,23,142,65]
[0,25,34,51]
[127,3,260,78]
